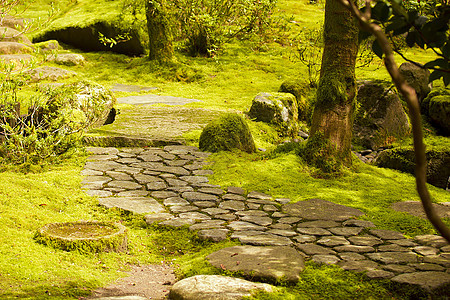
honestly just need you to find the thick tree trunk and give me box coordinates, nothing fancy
[145,0,173,62]
[309,0,359,165]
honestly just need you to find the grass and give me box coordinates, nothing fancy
[1,0,449,299]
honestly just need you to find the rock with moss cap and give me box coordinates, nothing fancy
[422,88,450,136]
[248,92,299,137]
[199,114,256,153]
[279,79,310,120]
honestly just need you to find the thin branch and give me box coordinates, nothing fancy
[337,0,450,242]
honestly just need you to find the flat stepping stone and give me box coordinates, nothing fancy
[283,198,364,221]
[169,275,273,300]
[85,161,124,172]
[391,201,450,219]
[414,234,449,248]
[232,232,293,246]
[145,213,174,224]
[198,229,229,242]
[337,260,379,272]
[312,254,341,265]
[107,180,142,190]
[182,192,219,202]
[391,271,450,293]
[160,218,196,227]
[111,83,158,93]
[118,94,201,106]
[366,252,418,264]
[99,197,164,214]
[207,245,304,283]
[296,243,336,255]
[369,229,405,240]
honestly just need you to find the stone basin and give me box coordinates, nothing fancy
[34,220,127,253]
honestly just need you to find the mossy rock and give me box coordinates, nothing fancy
[199,114,256,153]
[248,92,299,137]
[422,88,450,136]
[279,79,310,120]
[376,148,450,189]
[34,221,127,253]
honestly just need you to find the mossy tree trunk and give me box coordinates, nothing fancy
[145,0,173,62]
[309,0,359,166]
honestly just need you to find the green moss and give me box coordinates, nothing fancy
[199,113,256,153]
[279,79,310,120]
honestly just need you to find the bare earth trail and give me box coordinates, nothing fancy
[81,85,450,300]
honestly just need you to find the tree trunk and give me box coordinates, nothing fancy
[309,0,359,165]
[145,0,173,62]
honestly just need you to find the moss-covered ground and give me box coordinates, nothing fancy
[1,0,449,299]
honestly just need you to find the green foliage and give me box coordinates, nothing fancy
[199,113,256,153]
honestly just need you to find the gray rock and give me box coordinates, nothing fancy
[0,42,33,54]
[278,217,302,224]
[240,215,272,226]
[87,154,119,161]
[263,205,278,212]
[390,239,418,247]
[84,190,113,197]
[146,181,168,191]
[369,229,405,240]
[198,229,229,242]
[99,197,165,214]
[391,201,450,219]
[342,219,376,228]
[202,207,230,215]
[117,190,150,197]
[423,255,450,267]
[133,174,161,184]
[366,252,418,264]
[297,220,340,228]
[119,94,201,106]
[166,178,189,187]
[338,260,379,272]
[227,186,246,195]
[283,199,364,221]
[296,227,332,236]
[219,200,246,211]
[415,234,449,248]
[164,197,190,206]
[191,201,217,208]
[409,263,445,272]
[236,210,268,217]
[145,213,174,224]
[26,66,76,82]
[399,62,431,101]
[222,193,246,201]
[207,245,304,283]
[317,236,350,247]
[311,255,340,265]
[92,296,147,300]
[160,218,196,227]
[168,275,273,300]
[328,227,363,236]
[85,161,123,172]
[182,192,219,202]
[178,212,211,220]
[232,232,293,246]
[151,191,178,199]
[179,176,209,185]
[296,243,336,255]
[334,245,375,253]
[51,53,85,66]
[348,235,383,246]
[169,205,199,213]
[270,223,292,230]
[247,191,272,200]
[338,252,366,261]
[107,180,142,190]
[266,229,298,237]
[82,175,112,185]
[215,213,237,221]
[189,220,225,231]
[391,271,450,292]
[383,264,416,274]
[365,270,394,279]
[293,235,317,243]
[198,188,224,195]
[377,244,410,252]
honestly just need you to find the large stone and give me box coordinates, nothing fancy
[207,245,304,283]
[169,275,273,300]
[232,232,293,246]
[248,92,299,136]
[399,62,431,102]
[25,66,76,82]
[99,197,165,214]
[366,252,418,264]
[376,148,450,189]
[199,113,256,153]
[283,198,364,221]
[48,53,86,66]
[421,88,450,135]
[353,80,410,149]
[0,41,33,54]
[279,79,310,120]
[391,271,450,293]
[0,26,32,44]
[391,201,450,219]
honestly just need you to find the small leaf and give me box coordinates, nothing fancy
[406,31,418,48]
[372,39,384,58]
[424,58,447,69]
[429,70,444,82]
[443,73,450,86]
[441,42,450,58]
[372,1,391,22]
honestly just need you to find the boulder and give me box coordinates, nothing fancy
[34,40,60,53]
[399,62,431,102]
[353,81,410,149]
[34,21,144,56]
[376,148,450,189]
[1,16,26,30]
[169,275,273,300]
[0,41,33,54]
[42,81,116,131]
[0,26,32,44]
[48,53,86,66]
[199,113,256,153]
[279,79,309,120]
[248,92,299,137]
[421,88,450,135]
[25,66,76,82]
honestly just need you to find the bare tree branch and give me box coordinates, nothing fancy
[337,0,450,242]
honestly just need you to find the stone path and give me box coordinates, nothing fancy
[82,145,450,296]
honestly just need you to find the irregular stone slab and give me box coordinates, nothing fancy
[145,213,174,224]
[236,210,268,217]
[228,221,266,231]
[338,252,366,261]
[270,223,293,230]
[334,245,375,253]
[296,227,332,236]
[179,176,209,185]
[342,219,376,228]
[365,270,394,279]
[272,212,288,218]
[207,245,304,283]
[390,239,418,247]
[26,66,76,82]
[329,227,363,236]
[317,236,350,247]
[266,229,298,237]
[164,197,190,206]
[366,252,418,264]
[348,235,383,246]
[293,235,317,243]
[391,271,450,292]
[160,218,196,227]
[338,260,379,272]
[240,215,272,226]
[296,243,336,255]
[87,154,119,161]
[202,207,230,215]
[219,200,246,211]
[234,233,293,246]
[247,191,272,200]
[82,175,112,185]
[182,192,219,202]
[423,255,450,267]
[383,264,416,274]
[216,214,237,221]
[262,205,278,212]
[151,191,178,199]
[198,229,229,242]
[84,190,113,197]
[413,246,439,256]
[312,255,340,265]
[81,169,104,176]
[189,220,225,231]
[247,198,275,205]
[283,199,364,221]
[118,94,202,106]
[133,174,160,184]
[409,263,445,271]
[278,217,302,224]
[115,166,142,175]
[227,186,246,195]
[117,190,150,197]
[391,201,450,219]
[166,178,189,187]
[378,244,410,252]
[222,193,246,201]
[414,234,449,248]
[169,205,198,213]
[297,220,340,228]
[99,197,164,214]
[369,229,405,240]
[197,188,224,195]
[169,275,273,300]
[275,198,291,205]
[146,181,168,191]
[107,180,142,190]
[178,212,211,220]
[85,161,123,172]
